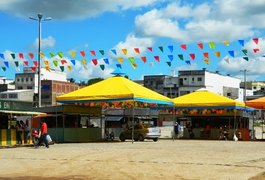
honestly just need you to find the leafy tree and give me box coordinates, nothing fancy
[87,78,104,86]
[67,78,75,83]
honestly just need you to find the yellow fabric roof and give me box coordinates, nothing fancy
[246,96,265,109]
[173,90,245,107]
[56,76,173,105]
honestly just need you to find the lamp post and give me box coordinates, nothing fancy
[240,69,248,102]
[29,13,52,107]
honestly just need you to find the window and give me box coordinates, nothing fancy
[27,86,33,89]
[9,94,18,99]
[17,78,20,82]
[192,78,194,81]
[227,92,232,97]
[197,77,202,81]
[30,78,33,82]
[26,78,28,82]
[21,78,24,82]
[0,94,7,98]
[18,86,23,89]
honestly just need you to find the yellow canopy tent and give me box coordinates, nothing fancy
[56,76,173,105]
[246,96,265,109]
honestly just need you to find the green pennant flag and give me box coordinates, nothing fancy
[14,61,19,67]
[158,46,163,52]
[100,64,105,70]
[99,50,104,55]
[128,57,135,64]
[2,67,6,71]
[58,52,64,58]
[11,53,16,59]
[49,52,55,57]
[243,57,249,61]
[166,62,171,66]
[60,66,64,72]
[53,60,58,67]
[178,54,184,60]
[242,49,248,56]
[209,42,215,49]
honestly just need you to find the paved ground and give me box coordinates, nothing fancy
[0,140,265,180]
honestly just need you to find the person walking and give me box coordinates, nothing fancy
[38,119,49,148]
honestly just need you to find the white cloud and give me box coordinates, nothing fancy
[33,36,55,50]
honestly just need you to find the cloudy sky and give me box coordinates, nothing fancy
[0,0,265,82]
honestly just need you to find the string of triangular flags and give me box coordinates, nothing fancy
[0,38,263,72]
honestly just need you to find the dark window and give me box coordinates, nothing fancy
[9,94,18,99]
[198,77,202,81]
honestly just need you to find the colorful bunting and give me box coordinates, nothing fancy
[204,59,210,65]
[100,64,105,70]
[33,61,38,67]
[168,45,173,53]
[70,50,76,58]
[128,57,135,64]
[116,64,122,69]
[90,50,96,56]
[80,51,85,57]
[214,52,220,58]
[92,59,98,65]
[81,59,87,65]
[61,59,67,65]
[111,49,117,56]
[154,56,160,62]
[203,52,209,59]
[134,48,140,54]
[70,60,76,65]
[242,49,248,56]
[57,52,63,58]
[243,57,249,61]
[253,38,259,44]
[147,47,152,52]
[31,67,36,72]
[60,66,64,72]
[11,53,15,59]
[228,50,235,57]
[99,50,105,55]
[14,61,19,67]
[166,62,171,66]
[44,60,49,66]
[122,49,127,55]
[67,66,72,71]
[225,58,230,64]
[238,40,244,47]
[178,54,184,60]
[253,48,259,53]
[49,52,55,58]
[2,67,6,71]
[0,53,4,59]
[197,43,203,50]
[40,52,45,58]
[23,61,29,66]
[53,60,58,67]
[181,44,187,50]
[4,61,9,68]
[19,53,24,59]
[103,58,109,64]
[167,55,173,61]
[209,42,215,49]
[189,54,195,60]
[185,61,191,65]
[132,63,137,69]
[223,40,229,46]
[158,46,163,52]
[117,57,124,64]
[141,56,147,63]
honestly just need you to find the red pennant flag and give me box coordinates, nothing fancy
[31,67,37,72]
[92,59,98,65]
[253,38,259,44]
[189,54,195,60]
[253,48,260,53]
[197,43,203,50]
[33,61,38,67]
[181,44,187,50]
[19,53,24,59]
[61,59,67,65]
[134,48,140,54]
[23,61,28,66]
[90,50,96,56]
[154,56,160,62]
[141,56,147,63]
[80,51,85,57]
[28,53,34,59]
[147,47,152,52]
[203,52,209,59]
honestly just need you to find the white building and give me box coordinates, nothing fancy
[0,89,34,102]
[178,69,241,100]
[0,76,15,92]
[15,67,67,94]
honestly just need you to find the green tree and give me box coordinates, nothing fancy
[67,78,76,83]
[87,78,104,86]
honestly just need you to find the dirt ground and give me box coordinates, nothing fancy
[0,140,265,180]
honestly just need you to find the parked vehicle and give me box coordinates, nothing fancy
[119,123,161,142]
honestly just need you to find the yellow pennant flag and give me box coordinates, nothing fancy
[70,50,76,58]
[214,51,220,58]
[204,59,210,65]
[223,40,229,46]
[132,63,137,69]
[122,49,127,55]
[45,66,51,71]
[40,52,45,58]
[117,57,124,64]
[81,59,87,65]
[67,66,72,71]
[44,60,49,66]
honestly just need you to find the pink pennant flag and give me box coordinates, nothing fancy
[23,61,28,66]
[189,54,195,60]
[33,61,38,67]
[80,51,85,57]
[61,59,67,65]
[181,44,187,50]
[92,59,98,65]
[154,56,160,62]
[141,56,147,63]
[19,53,24,59]
[253,48,260,53]
[203,52,209,59]
[197,43,203,50]
[253,38,259,44]
[28,53,34,59]
[90,50,96,56]
[147,47,153,52]
[134,48,140,54]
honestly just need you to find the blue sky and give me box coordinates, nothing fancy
[0,0,265,83]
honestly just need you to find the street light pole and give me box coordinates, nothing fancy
[240,69,247,102]
[29,14,51,107]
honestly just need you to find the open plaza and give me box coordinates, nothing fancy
[0,140,265,180]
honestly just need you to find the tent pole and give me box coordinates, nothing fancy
[172,105,175,141]
[132,104,134,144]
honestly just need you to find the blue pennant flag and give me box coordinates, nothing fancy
[238,40,244,47]
[111,49,117,56]
[168,45,173,53]
[70,60,76,65]
[116,64,122,69]
[103,58,109,64]
[228,50,235,57]
[167,55,173,61]
[0,53,4,60]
